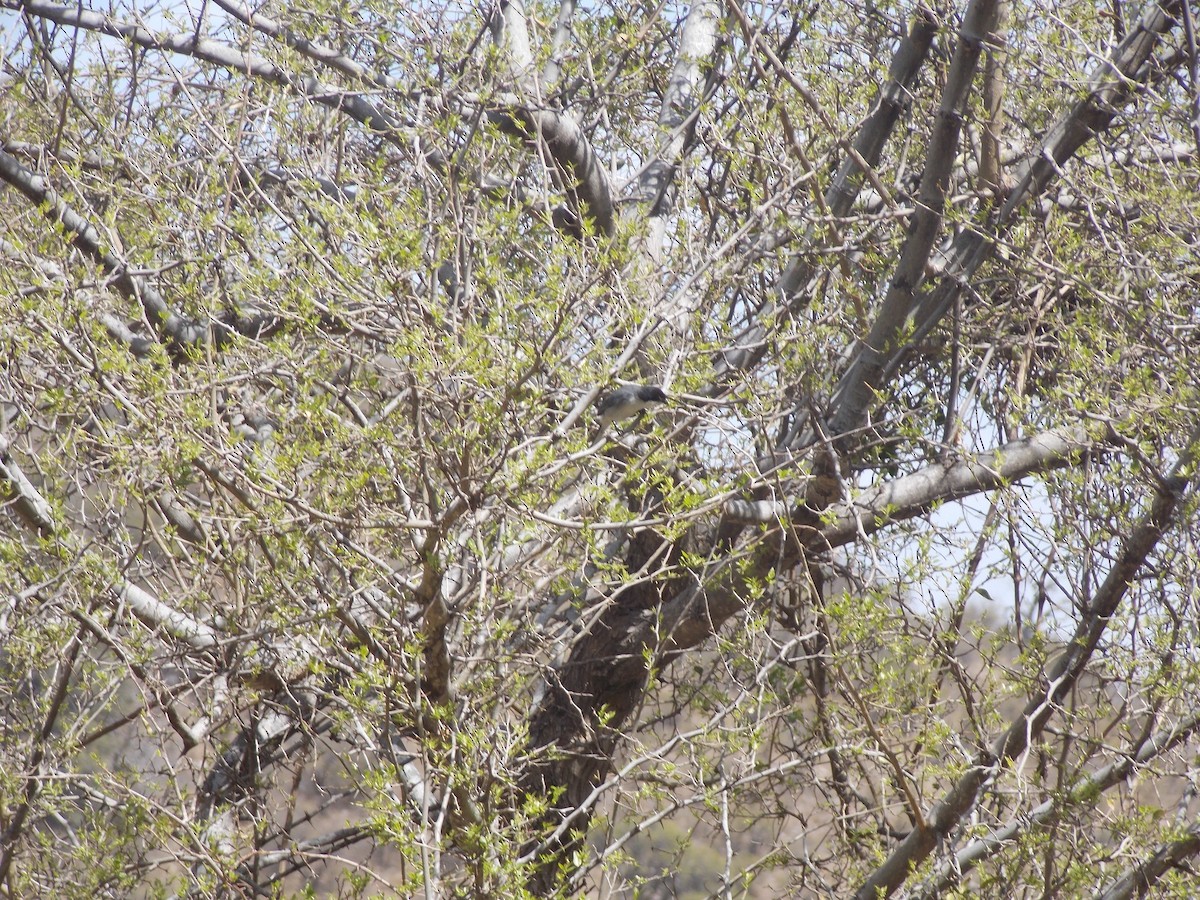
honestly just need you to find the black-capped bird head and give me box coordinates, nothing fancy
[595,384,669,431]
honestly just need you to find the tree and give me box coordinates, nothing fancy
[2,0,1199,896]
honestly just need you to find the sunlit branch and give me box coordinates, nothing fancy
[0,143,215,351]
[489,0,615,235]
[667,421,1107,653]
[1094,819,1200,899]
[13,1,414,150]
[911,708,1200,898]
[711,6,937,386]
[822,0,1002,446]
[853,428,1199,899]
[830,0,1185,442]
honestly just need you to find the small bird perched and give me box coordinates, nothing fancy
[595,384,669,431]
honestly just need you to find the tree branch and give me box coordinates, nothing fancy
[830,0,1184,440]
[712,5,938,385]
[1095,820,1200,900]
[629,0,720,257]
[207,0,447,169]
[12,0,414,150]
[0,435,56,537]
[489,0,615,236]
[518,419,1116,889]
[0,626,85,886]
[664,422,1107,653]
[0,143,214,351]
[910,708,1200,898]
[822,0,1002,444]
[853,430,1199,899]
[1,427,220,650]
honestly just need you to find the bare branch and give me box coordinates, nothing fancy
[490,0,615,235]
[1095,820,1200,900]
[911,708,1200,898]
[629,0,721,256]
[669,421,1109,652]
[13,0,414,149]
[0,434,56,536]
[0,627,85,886]
[853,431,1200,899]
[713,6,938,384]
[832,0,1185,438]
[117,582,219,652]
[540,0,577,89]
[823,0,1003,444]
[519,419,1119,886]
[0,143,212,350]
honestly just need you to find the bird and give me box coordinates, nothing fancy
[594,384,669,431]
